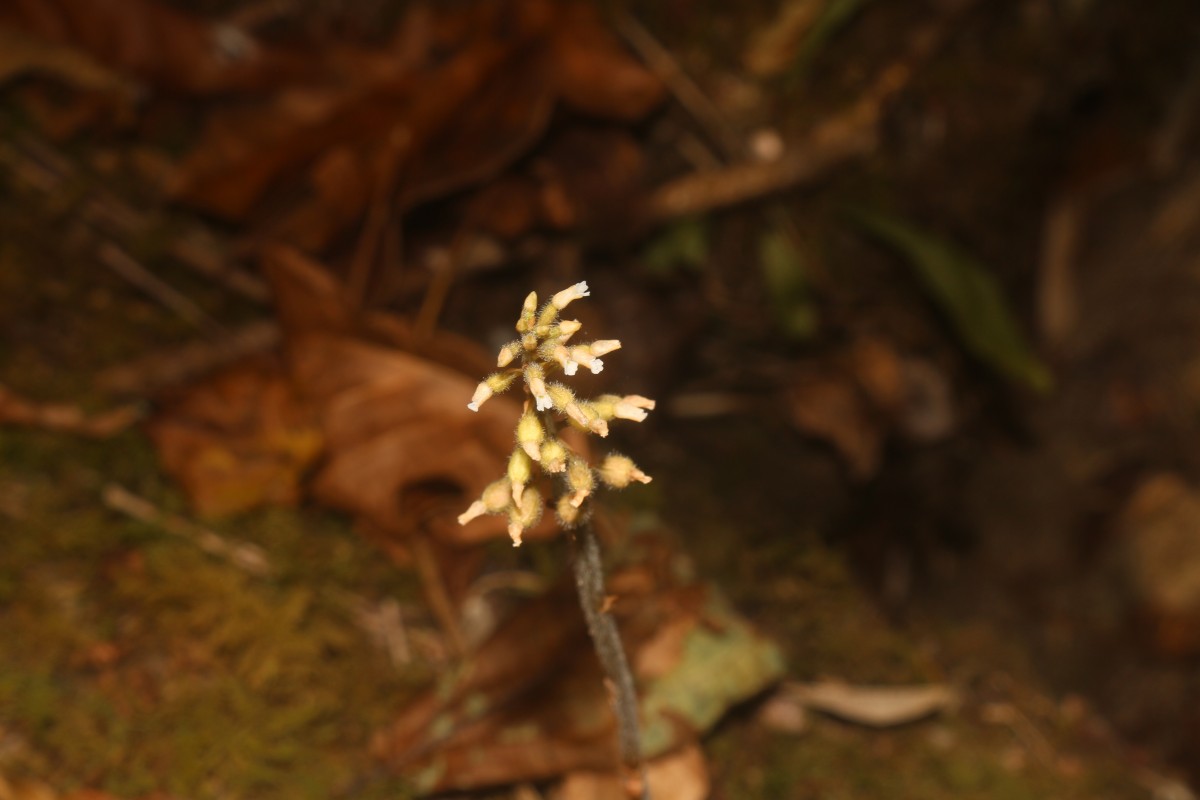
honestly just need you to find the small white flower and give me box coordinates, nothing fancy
[551,281,590,309]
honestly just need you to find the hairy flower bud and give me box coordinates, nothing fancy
[540,438,569,472]
[496,341,521,367]
[507,448,533,504]
[516,411,545,460]
[598,454,652,488]
[457,478,513,525]
[566,457,595,508]
[507,487,543,546]
[556,494,583,528]
[525,363,552,411]
[516,291,538,333]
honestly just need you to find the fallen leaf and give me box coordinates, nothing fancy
[372,529,784,794]
[850,209,1052,391]
[262,245,528,546]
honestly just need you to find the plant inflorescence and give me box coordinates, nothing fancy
[460,281,654,546]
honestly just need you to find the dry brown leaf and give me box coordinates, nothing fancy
[372,530,783,794]
[550,1,665,121]
[168,0,661,252]
[146,354,323,518]
[261,245,528,545]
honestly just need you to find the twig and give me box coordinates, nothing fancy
[643,4,969,225]
[410,532,468,658]
[97,319,279,396]
[0,384,142,437]
[96,242,226,337]
[102,483,273,577]
[616,11,745,160]
[570,520,648,799]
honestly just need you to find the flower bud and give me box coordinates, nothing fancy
[566,457,595,508]
[556,494,584,528]
[556,319,583,341]
[470,372,520,411]
[540,438,569,472]
[594,393,655,422]
[551,281,590,310]
[481,478,514,510]
[536,303,560,329]
[516,411,545,460]
[507,448,533,503]
[516,291,538,333]
[598,454,652,488]
[525,363,552,411]
[496,341,521,367]
[568,346,603,375]
[507,487,543,546]
[546,382,576,411]
[541,342,578,375]
[588,339,622,357]
[564,400,608,437]
[457,478,513,525]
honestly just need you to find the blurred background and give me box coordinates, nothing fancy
[2,0,1200,797]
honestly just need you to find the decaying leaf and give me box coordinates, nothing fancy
[168,0,662,252]
[372,530,784,794]
[263,245,530,546]
[146,244,529,550]
[850,209,1052,391]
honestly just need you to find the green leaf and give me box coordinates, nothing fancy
[759,227,819,340]
[640,217,709,277]
[849,210,1051,391]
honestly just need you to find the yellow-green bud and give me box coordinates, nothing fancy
[516,412,545,459]
[540,439,569,472]
[556,494,583,528]
[598,454,651,488]
[536,302,560,329]
[546,382,575,411]
[516,291,538,333]
[507,448,533,489]
[507,487,543,546]
[496,341,520,367]
[566,457,595,508]
[481,478,514,511]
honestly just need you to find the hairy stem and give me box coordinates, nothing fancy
[570,519,649,798]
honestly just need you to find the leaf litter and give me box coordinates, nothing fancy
[0,0,1181,797]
